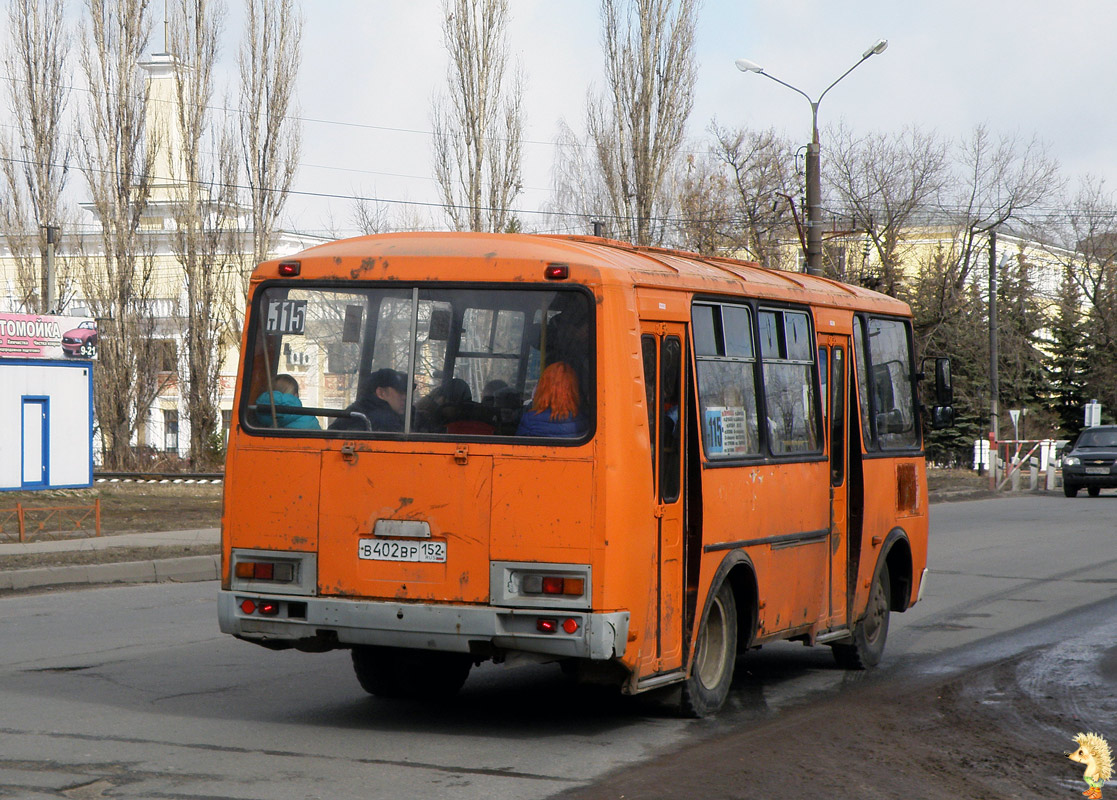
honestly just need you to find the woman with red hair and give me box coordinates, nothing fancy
[516,362,589,437]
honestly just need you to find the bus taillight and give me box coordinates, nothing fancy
[523,575,585,596]
[235,561,295,582]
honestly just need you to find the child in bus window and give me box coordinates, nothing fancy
[257,374,320,430]
[515,362,588,438]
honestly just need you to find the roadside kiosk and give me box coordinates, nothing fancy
[0,312,96,491]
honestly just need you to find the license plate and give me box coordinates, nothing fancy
[1085,467,1110,475]
[358,538,446,563]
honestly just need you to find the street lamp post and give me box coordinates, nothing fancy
[736,39,888,276]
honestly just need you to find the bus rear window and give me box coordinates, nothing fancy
[243,286,593,441]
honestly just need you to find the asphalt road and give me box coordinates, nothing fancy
[0,493,1113,799]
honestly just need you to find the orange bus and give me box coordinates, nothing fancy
[219,232,950,716]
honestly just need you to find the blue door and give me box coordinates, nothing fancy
[22,397,48,488]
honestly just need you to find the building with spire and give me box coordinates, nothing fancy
[0,46,325,466]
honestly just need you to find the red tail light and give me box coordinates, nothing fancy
[259,601,279,616]
[235,561,294,582]
[536,618,558,634]
[523,575,585,596]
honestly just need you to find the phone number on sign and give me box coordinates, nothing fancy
[358,538,446,563]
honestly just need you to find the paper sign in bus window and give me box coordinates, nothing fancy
[705,407,751,455]
[266,299,307,335]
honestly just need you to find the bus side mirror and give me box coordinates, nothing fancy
[934,357,953,407]
[921,356,954,429]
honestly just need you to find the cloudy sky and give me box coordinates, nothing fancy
[64,1,1117,236]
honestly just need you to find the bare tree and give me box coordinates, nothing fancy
[675,151,733,256]
[826,123,949,293]
[545,120,613,236]
[0,0,71,313]
[913,126,1060,355]
[238,0,302,271]
[167,0,239,468]
[584,0,700,246]
[352,195,392,235]
[431,0,523,232]
[710,123,798,269]
[78,0,163,469]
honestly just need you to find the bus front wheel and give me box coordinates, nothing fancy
[351,646,472,699]
[680,581,737,718]
[832,563,890,670]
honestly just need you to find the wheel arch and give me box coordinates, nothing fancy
[880,526,914,612]
[702,550,758,655]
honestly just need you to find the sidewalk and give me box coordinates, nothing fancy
[0,484,1016,594]
[0,528,220,593]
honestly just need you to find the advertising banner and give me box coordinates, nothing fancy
[0,312,98,360]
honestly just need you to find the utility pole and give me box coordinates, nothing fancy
[989,229,999,489]
[42,224,61,314]
[804,129,822,275]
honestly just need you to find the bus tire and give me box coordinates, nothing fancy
[680,581,737,718]
[832,562,890,670]
[351,646,471,699]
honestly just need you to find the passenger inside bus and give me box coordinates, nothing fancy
[543,301,590,405]
[329,368,408,432]
[515,361,588,438]
[256,374,321,430]
[416,378,495,435]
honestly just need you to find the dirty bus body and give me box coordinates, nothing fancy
[219,232,931,715]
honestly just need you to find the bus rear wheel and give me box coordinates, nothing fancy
[680,582,737,718]
[351,646,472,699]
[832,563,890,670]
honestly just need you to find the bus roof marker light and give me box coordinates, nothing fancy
[278,261,301,276]
[544,263,569,280]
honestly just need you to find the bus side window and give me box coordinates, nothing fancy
[659,336,682,503]
[693,303,760,459]
[860,317,919,450]
[642,335,658,473]
[759,309,820,455]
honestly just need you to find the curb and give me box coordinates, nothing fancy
[0,554,220,593]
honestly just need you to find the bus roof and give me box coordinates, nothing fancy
[262,232,911,316]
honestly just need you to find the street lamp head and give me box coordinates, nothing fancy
[734,58,764,74]
[862,38,888,59]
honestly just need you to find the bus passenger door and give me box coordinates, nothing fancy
[820,337,850,627]
[640,323,686,673]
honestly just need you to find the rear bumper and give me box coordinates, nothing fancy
[218,590,630,661]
